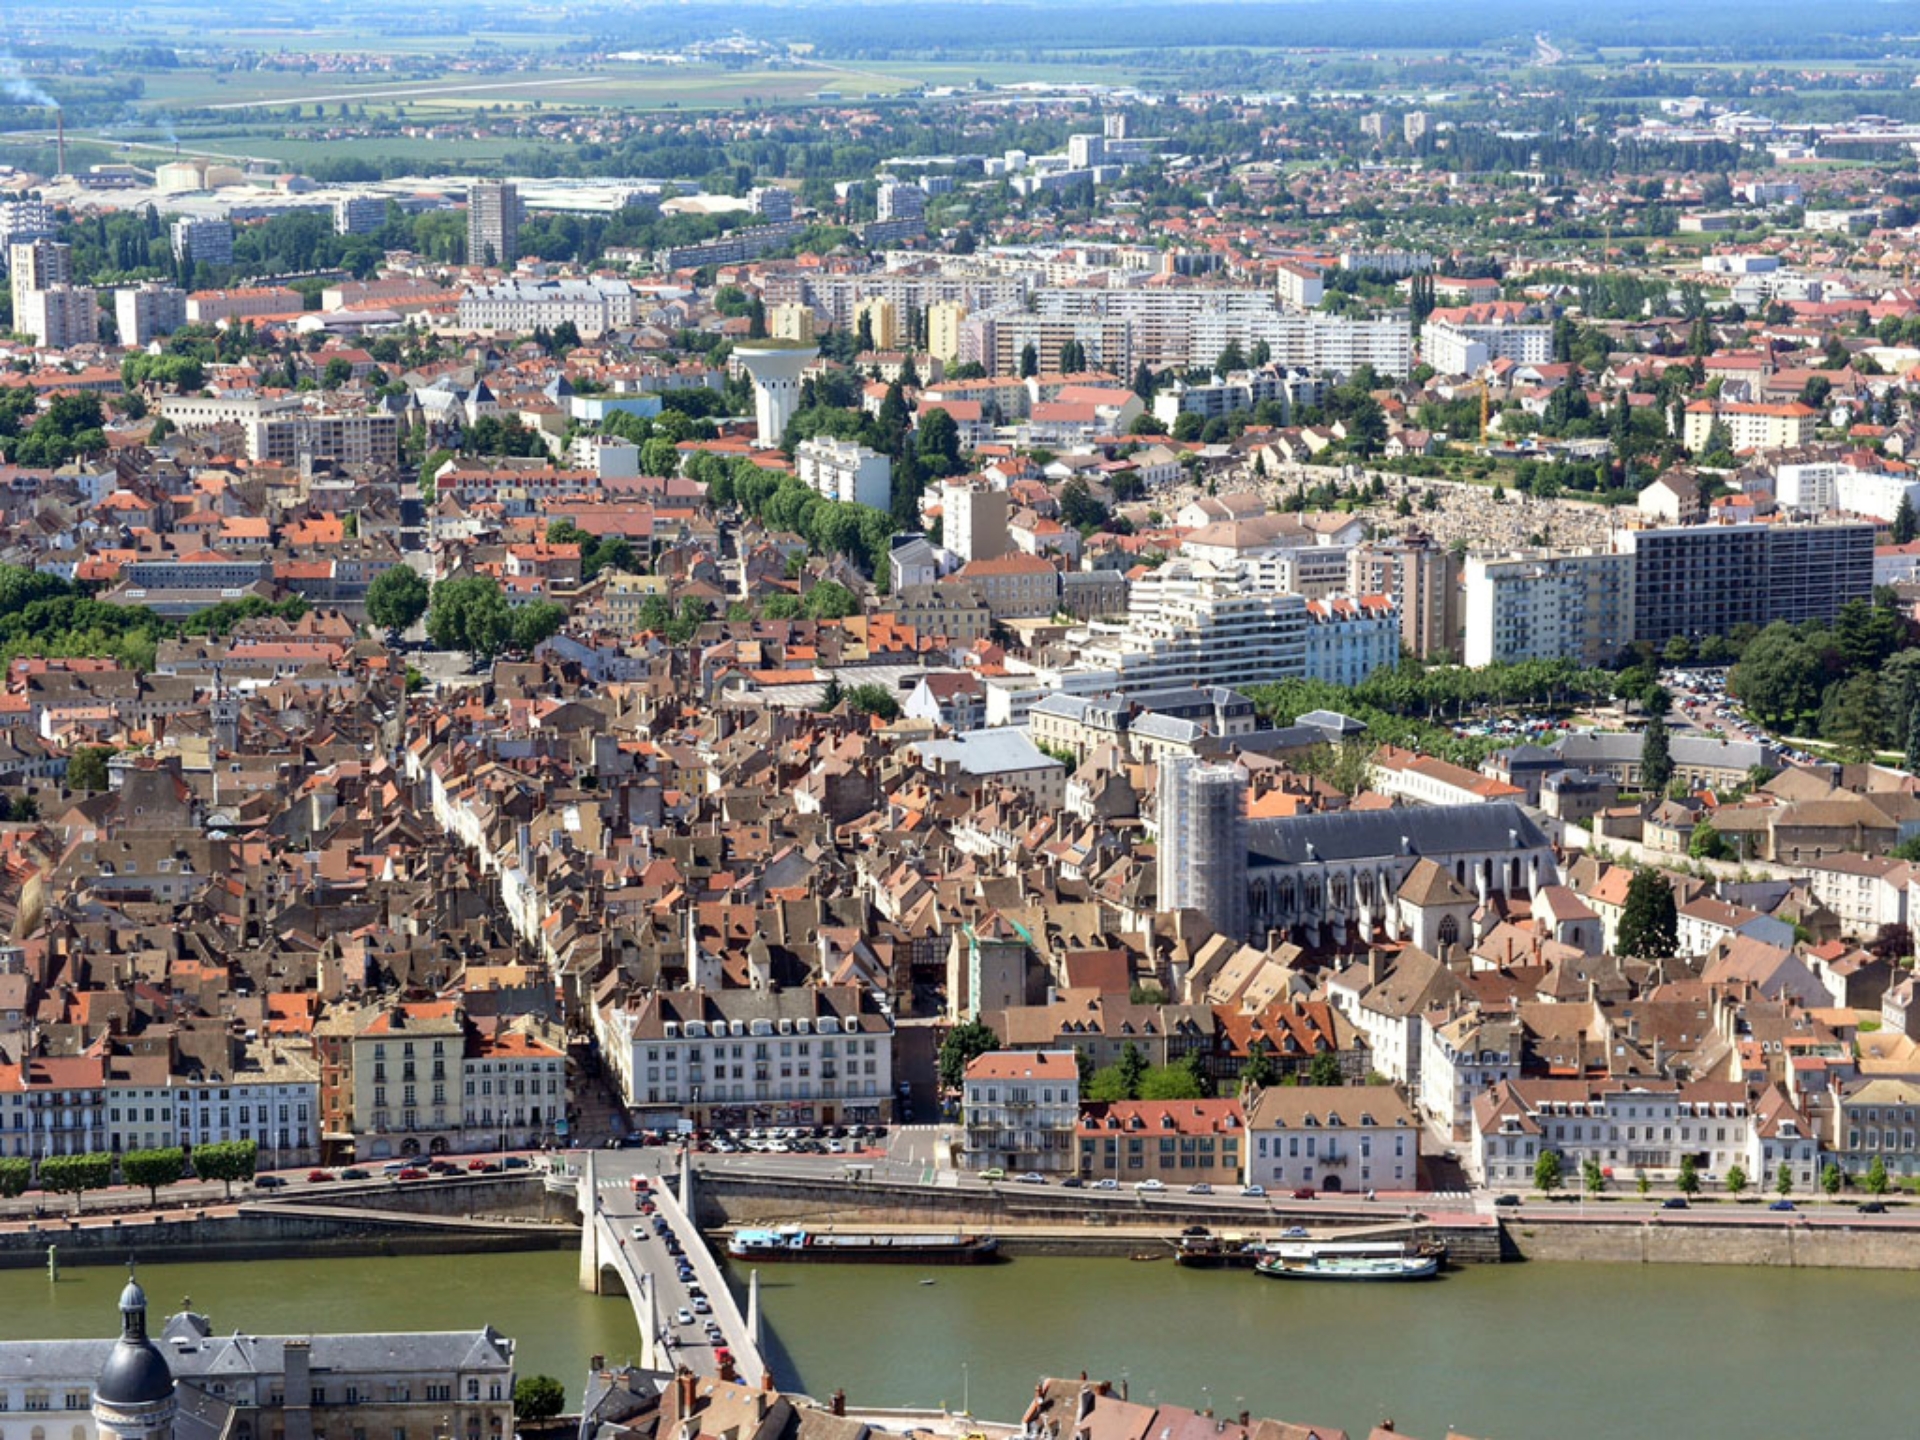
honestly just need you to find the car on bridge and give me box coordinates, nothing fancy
[674,1307,693,1326]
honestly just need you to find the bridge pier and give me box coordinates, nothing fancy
[578,1150,601,1293]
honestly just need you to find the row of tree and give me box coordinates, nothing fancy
[0,1140,256,1212]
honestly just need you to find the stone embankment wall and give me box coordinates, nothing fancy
[1505,1214,1920,1268]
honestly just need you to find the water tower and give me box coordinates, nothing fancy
[735,340,817,448]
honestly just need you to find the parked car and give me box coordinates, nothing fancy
[1661,1197,1690,1210]
[978,1168,1006,1181]
[1015,1172,1048,1185]
[693,1297,711,1315]
[1240,1184,1266,1198]
[306,1169,334,1183]
[715,1348,733,1368]
[395,1167,427,1181]
[1858,1201,1890,1214]
[501,1156,531,1170]
[1093,1178,1119,1191]
[1281,1226,1310,1239]
[254,1175,288,1189]
[1187,1183,1213,1195]
[426,1159,456,1174]
[1492,1194,1522,1207]
[1290,1187,1316,1200]
[1769,1199,1796,1212]
[1134,1179,1166,1192]
[674,1308,693,1327]
[1060,1177,1084,1189]
[340,1168,370,1181]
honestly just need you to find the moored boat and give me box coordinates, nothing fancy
[1255,1253,1440,1281]
[726,1225,999,1263]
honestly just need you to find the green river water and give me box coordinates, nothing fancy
[1,1250,1912,1440]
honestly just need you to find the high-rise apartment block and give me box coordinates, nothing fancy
[466,180,521,267]
[170,218,233,267]
[1619,522,1873,647]
[10,238,70,323]
[114,282,189,346]
[21,284,99,349]
[1463,549,1635,668]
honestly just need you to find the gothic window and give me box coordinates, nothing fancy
[1438,915,1460,950]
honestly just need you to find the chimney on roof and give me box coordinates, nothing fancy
[674,1368,697,1418]
[830,1390,846,1417]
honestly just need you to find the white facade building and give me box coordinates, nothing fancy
[962,1051,1079,1174]
[1463,548,1635,668]
[456,278,638,338]
[795,436,892,511]
[1243,1084,1420,1194]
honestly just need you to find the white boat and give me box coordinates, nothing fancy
[1255,1254,1440,1282]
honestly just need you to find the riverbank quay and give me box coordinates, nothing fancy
[0,1172,578,1269]
[1501,1205,1920,1267]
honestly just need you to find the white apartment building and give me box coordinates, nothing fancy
[1274,263,1325,311]
[113,282,188,346]
[1243,1084,1420,1194]
[1420,1011,1520,1141]
[796,436,892,511]
[1074,559,1310,694]
[1421,317,1553,375]
[1682,401,1818,454]
[1463,548,1635,668]
[456,278,638,338]
[1188,312,1411,378]
[19,284,98,349]
[595,985,894,1129]
[1470,1078,1816,1192]
[1153,366,1321,427]
[962,1051,1079,1174]
[1302,595,1399,688]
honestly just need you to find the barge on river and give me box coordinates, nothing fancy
[726,1226,1000,1263]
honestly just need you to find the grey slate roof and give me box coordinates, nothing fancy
[1249,801,1550,867]
[1555,730,1776,769]
[919,728,1061,776]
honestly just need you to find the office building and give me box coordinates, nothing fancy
[169,217,232,267]
[1463,548,1635,667]
[1620,521,1874,647]
[333,194,390,234]
[466,180,521,267]
[795,436,891,511]
[113,282,188,346]
[20,283,98,348]
[1157,755,1250,940]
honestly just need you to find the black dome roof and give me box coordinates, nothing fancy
[97,1338,174,1408]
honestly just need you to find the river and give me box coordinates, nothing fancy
[3,1251,1915,1439]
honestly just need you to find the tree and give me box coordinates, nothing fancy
[844,683,900,721]
[937,1019,1000,1090]
[1688,823,1733,861]
[1896,493,1918,546]
[122,1147,185,1208]
[1583,1158,1605,1197]
[1616,868,1678,959]
[0,1157,26,1199]
[1776,1161,1793,1198]
[66,746,113,793]
[1725,1162,1748,1197]
[1822,1161,1843,1198]
[1869,922,1913,963]
[640,437,682,477]
[1019,342,1039,379]
[1867,1155,1890,1196]
[1639,713,1673,794]
[509,600,567,653]
[1083,1064,1132,1102]
[1306,1051,1344,1088]
[366,566,430,633]
[39,1153,112,1213]
[1115,1041,1148,1099]
[1730,622,1823,729]
[1241,1040,1279,1091]
[1637,1169,1651,1198]
[917,408,963,476]
[1677,1153,1700,1197]
[515,1376,567,1423]
[427,576,513,665]
[1138,1056,1210,1100]
[194,1139,258,1199]
[1533,1149,1563,1194]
